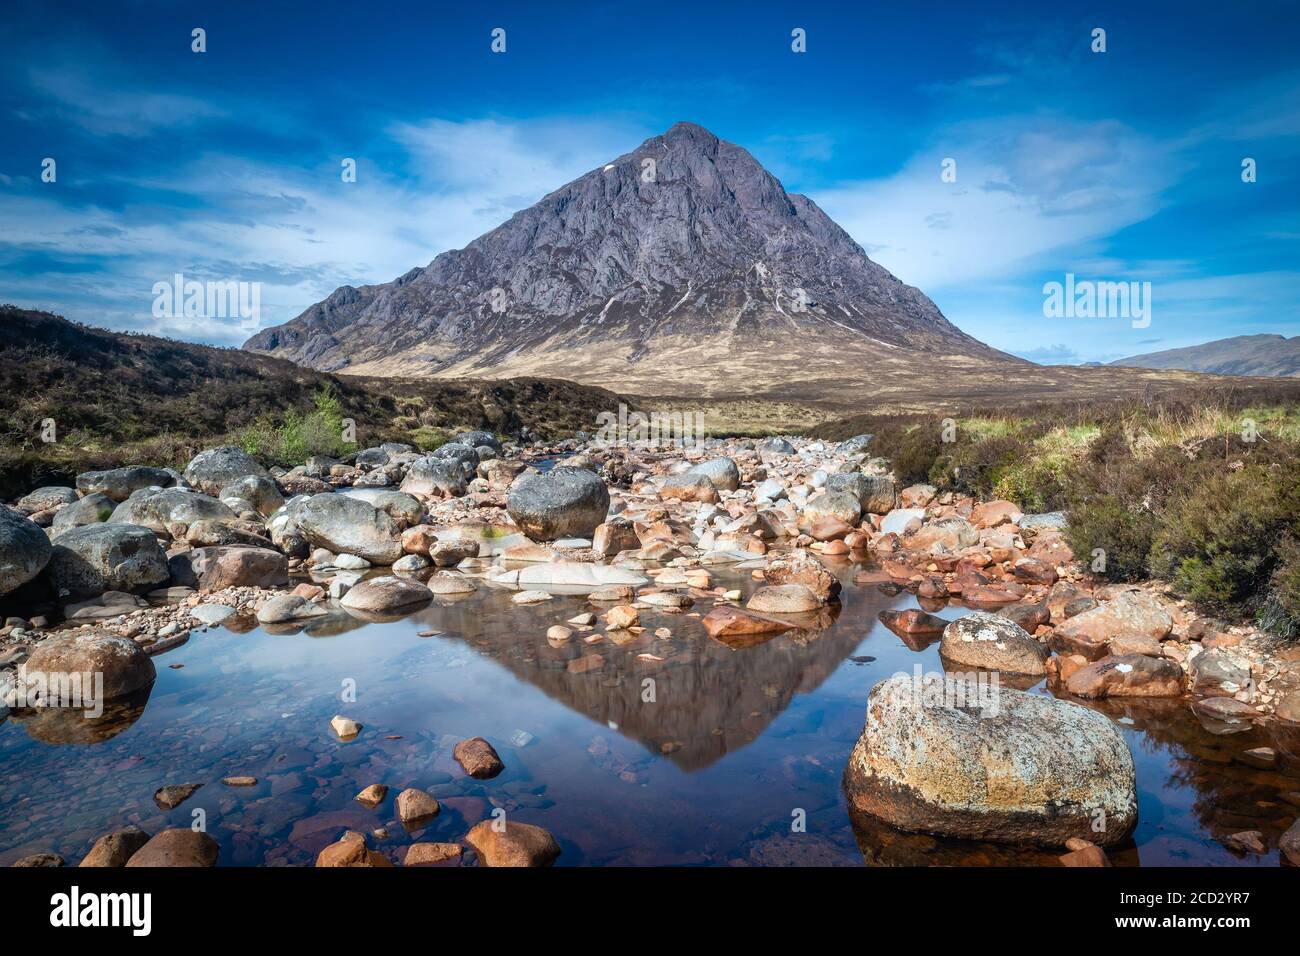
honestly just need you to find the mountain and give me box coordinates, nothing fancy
[1111,335,1300,377]
[245,122,1017,398]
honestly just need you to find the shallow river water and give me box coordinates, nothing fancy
[2,554,1297,866]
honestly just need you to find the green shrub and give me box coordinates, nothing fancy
[238,385,356,467]
[1150,466,1300,615]
[1066,497,1160,582]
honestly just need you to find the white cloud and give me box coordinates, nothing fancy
[809,116,1179,289]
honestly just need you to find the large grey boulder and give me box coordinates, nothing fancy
[219,474,285,517]
[839,434,873,454]
[0,508,52,596]
[401,456,468,497]
[432,442,480,478]
[295,494,403,564]
[827,472,896,514]
[44,524,170,599]
[843,674,1137,846]
[109,488,238,538]
[687,457,740,492]
[507,469,609,541]
[909,517,980,551]
[182,447,269,496]
[75,466,174,502]
[802,490,862,525]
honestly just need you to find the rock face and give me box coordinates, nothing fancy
[44,523,170,599]
[465,820,560,867]
[295,493,403,564]
[183,446,269,496]
[507,468,609,540]
[843,674,1138,846]
[939,612,1048,676]
[22,631,156,700]
[243,121,1007,396]
[0,508,51,596]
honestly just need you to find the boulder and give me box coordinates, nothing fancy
[316,833,392,868]
[75,466,174,502]
[22,631,156,700]
[1189,647,1252,696]
[660,473,719,503]
[108,488,238,537]
[256,594,327,624]
[452,429,502,451]
[0,508,51,596]
[400,456,468,497]
[687,457,740,492]
[183,447,268,497]
[1051,590,1173,659]
[295,493,403,564]
[802,491,862,526]
[50,493,116,535]
[939,612,1048,676]
[79,826,151,867]
[339,489,423,529]
[746,584,820,614]
[125,829,219,867]
[16,486,78,514]
[339,576,433,614]
[1065,654,1185,699]
[507,469,609,541]
[187,546,288,592]
[827,473,896,514]
[396,788,441,828]
[465,821,560,867]
[880,508,926,536]
[44,523,169,599]
[908,517,979,552]
[454,737,505,778]
[763,550,840,602]
[843,674,1138,846]
[219,474,285,517]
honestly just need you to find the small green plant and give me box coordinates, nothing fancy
[237,384,355,467]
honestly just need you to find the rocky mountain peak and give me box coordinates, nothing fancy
[245,122,1012,396]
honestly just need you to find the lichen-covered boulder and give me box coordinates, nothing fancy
[506,469,609,541]
[843,674,1137,846]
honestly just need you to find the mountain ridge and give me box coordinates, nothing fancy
[245,121,1019,396]
[1111,334,1300,377]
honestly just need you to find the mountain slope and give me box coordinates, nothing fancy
[1111,334,1300,377]
[245,122,1018,397]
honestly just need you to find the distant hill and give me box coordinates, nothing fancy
[0,306,628,496]
[1111,334,1300,377]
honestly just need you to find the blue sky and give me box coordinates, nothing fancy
[2,0,1297,363]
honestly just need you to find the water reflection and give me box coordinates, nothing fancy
[1,556,1297,867]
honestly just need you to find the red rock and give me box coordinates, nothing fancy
[465,821,560,867]
[1059,845,1110,867]
[702,606,793,645]
[1064,654,1185,699]
[453,737,505,779]
[1013,558,1058,585]
[125,829,219,867]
